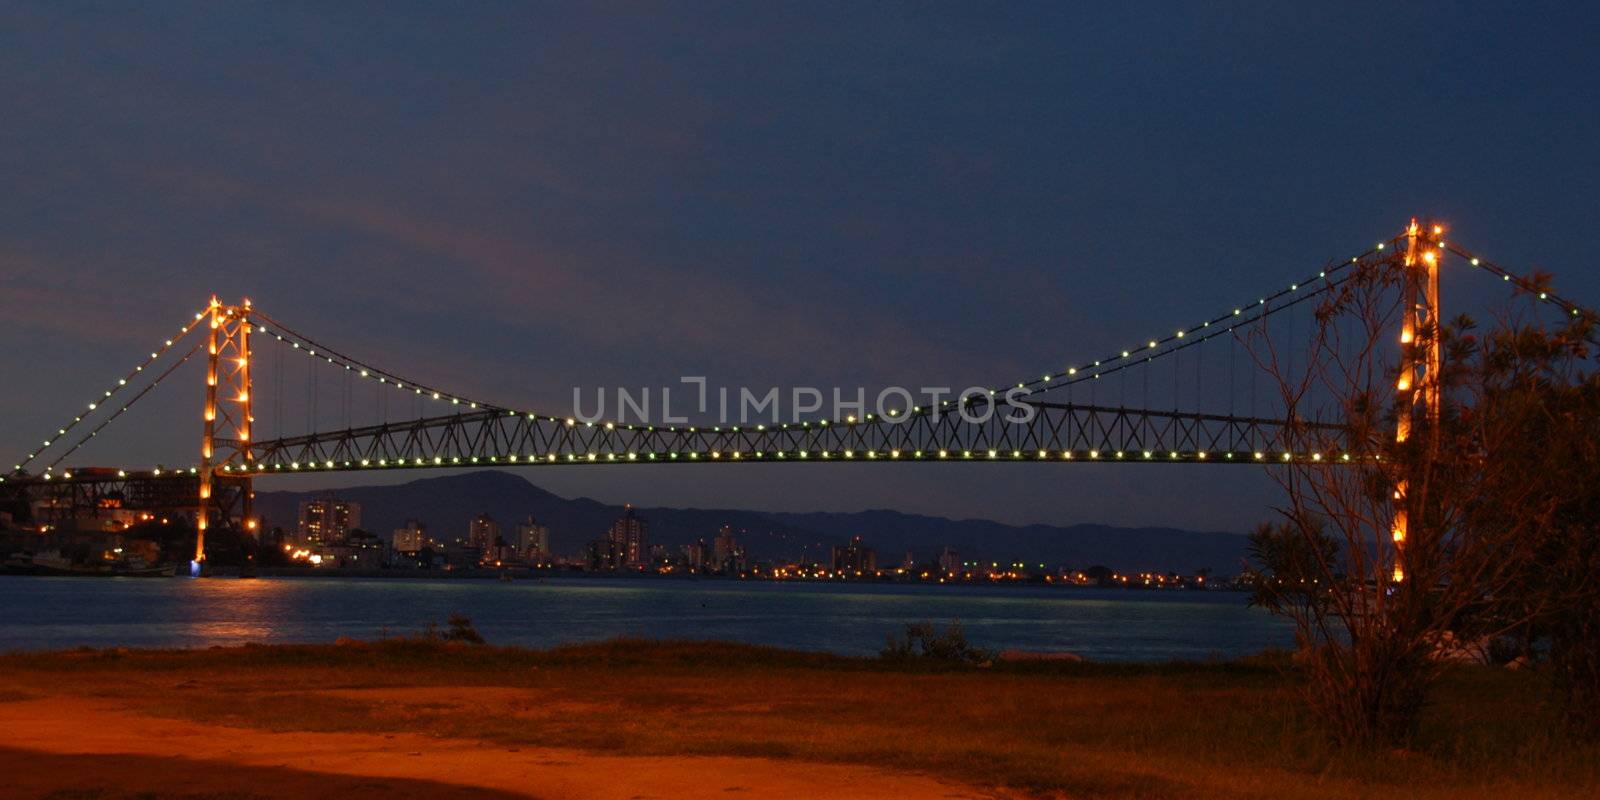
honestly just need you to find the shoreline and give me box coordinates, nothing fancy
[0,567,1248,591]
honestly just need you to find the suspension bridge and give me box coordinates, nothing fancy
[1,221,1591,568]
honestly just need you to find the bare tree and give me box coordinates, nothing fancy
[1245,256,1583,748]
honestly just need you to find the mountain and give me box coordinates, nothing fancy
[255,471,1250,574]
[254,471,820,562]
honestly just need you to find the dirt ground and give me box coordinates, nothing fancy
[0,693,1017,799]
[3,640,1594,799]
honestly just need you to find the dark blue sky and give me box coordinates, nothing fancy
[3,2,1598,531]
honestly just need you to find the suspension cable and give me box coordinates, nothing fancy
[251,239,1411,437]
[1003,241,1397,400]
[1018,260,1372,399]
[253,310,516,416]
[1443,243,1598,323]
[44,340,204,473]
[8,308,207,475]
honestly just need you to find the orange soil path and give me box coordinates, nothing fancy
[0,696,1016,799]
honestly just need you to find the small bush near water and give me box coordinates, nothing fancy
[880,620,993,665]
[442,612,486,644]
[407,612,486,645]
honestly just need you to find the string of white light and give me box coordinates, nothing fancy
[20,230,1587,487]
[7,307,208,476]
[1444,243,1598,323]
[43,340,206,474]
[252,239,1404,440]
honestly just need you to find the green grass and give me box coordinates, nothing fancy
[4,639,1595,799]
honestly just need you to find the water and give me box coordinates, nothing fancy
[0,575,1291,661]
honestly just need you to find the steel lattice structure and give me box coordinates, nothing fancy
[0,402,1355,511]
[242,400,1353,473]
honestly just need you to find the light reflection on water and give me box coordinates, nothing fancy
[0,575,1292,661]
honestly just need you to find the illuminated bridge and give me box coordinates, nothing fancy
[2,221,1591,564]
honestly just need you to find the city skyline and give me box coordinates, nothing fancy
[243,470,1257,577]
[270,489,1218,587]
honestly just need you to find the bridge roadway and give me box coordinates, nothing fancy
[4,399,1355,490]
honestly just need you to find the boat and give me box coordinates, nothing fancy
[1,554,38,575]
[25,551,177,577]
[111,558,180,577]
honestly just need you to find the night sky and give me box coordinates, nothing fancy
[4,2,1598,532]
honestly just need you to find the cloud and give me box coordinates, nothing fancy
[291,191,1014,384]
[0,250,195,345]
[135,166,1014,391]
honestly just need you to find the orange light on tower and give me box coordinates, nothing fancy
[1390,219,1444,583]
[194,297,255,570]
[1391,493,1407,543]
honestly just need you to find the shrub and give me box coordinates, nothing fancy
[881,620,992,665]
[442,612,486,645]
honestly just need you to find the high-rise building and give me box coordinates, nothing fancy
[336,529,386,567]
[467,513,499,554]
[681,538,711,570]
[607,505,648,568]
[938,546,960,574]
[392,519,428,553]
[297,497,360,545]
[586,536,625,571]
[832,535,877,574]
[517,516,550,563]
[712,524,744,573]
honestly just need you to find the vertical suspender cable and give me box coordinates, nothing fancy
[1228,335,1235,417]
[273,344,283,441]
[1172,348,1179,411]
[307,352,315,436]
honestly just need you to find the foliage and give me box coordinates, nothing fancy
[441,612,486,644]
[1458,305,1600,738]
[410,613,487,645]
[1248,254,1600,748]
[880,620,993,665]
[1246,518,1338,619]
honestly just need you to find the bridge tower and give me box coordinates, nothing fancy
[194,297,257,571]
[1391,219,1443,582]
